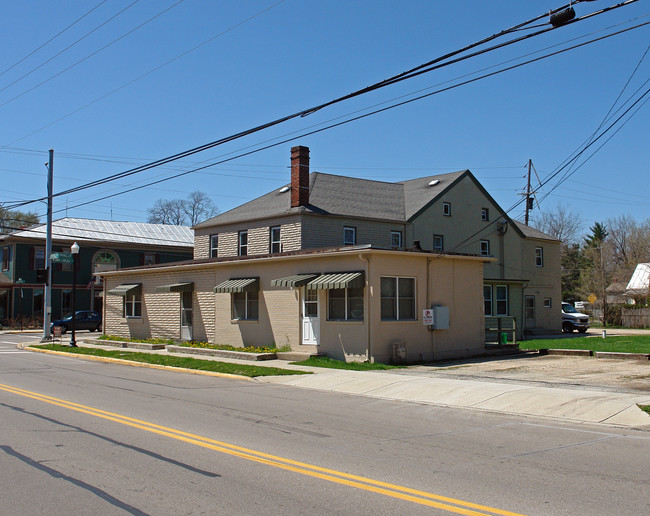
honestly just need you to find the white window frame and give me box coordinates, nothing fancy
[380,276,416,321]
[270,226,281,254]
[123,294,142,318]
[535,246,544,267]
[327,287,364,321]
[480,240,490,257]
[238,230,248,256]
[343,226,356,246]
[495,285,508,316]
[433,234,444,252]
[390,231,402,248]
[481,207,489,221]
[210,234,219,258]
[442,202,451,216]
[544,297,552,308]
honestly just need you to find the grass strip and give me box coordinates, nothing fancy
[33,345,310,378]
[640,405,650,415]
[294,356,404,370]
[520,335,650,354]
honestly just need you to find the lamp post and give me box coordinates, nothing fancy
[70,242,79,347]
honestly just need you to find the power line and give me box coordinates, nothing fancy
[9,1,641,213]
[16,19,650,219]
[0,0,108,80]
[0,0,187,109]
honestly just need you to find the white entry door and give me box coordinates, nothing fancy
[302,288,319,345]
[181,291,193,341]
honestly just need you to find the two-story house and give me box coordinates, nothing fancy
[0,218,193,326]
[101,146,560,363]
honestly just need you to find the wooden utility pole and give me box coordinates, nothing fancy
[524,159,532,225]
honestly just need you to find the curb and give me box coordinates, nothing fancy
[24,346,254,381]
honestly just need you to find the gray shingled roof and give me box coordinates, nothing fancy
[7,218,193,248]
[512,221,560,242]
[195,170,467,227]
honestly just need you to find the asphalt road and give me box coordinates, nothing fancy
[1,334,649,515]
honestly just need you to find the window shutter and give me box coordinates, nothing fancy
[155,253,160,264]
[29,247,34,270]
[139,253,144,266]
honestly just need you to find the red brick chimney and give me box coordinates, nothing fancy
[291,145,309,207]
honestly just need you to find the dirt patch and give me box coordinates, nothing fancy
[406,354,650,393]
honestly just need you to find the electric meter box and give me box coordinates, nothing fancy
[431,305,449,330]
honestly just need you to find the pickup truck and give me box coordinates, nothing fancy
[561,302,589,333]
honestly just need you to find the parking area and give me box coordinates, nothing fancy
[406,329,650,393]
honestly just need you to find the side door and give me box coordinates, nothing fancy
[181,291,193,341]
[302,288,319,345]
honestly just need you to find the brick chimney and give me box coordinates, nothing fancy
[291,145,309,207]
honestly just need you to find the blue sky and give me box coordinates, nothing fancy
[1,0,648,235]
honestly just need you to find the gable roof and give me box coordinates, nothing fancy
[626,263,650,295]
[3,218,193,248]
[195,170,467,228]
[512,221,560,242]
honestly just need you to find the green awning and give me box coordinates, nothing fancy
[214,277,259,293]
[107,283,141,296]
[306,272,364,290]
[270,274,318,288]
[155,282,193,293]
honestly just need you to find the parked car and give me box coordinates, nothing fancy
[561,302,589,333]
[51,310,102,334]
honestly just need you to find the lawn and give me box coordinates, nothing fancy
[294,356,404,370]
[520,335,650,354]
[32,344,310,378]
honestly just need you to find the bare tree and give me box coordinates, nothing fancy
[147,192,218,226]
[531,205,582,246]
[183,191,218,226]
[147,199,186,225]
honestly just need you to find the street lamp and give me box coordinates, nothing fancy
[69,242,80,347]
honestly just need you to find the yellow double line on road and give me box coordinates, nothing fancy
[0,382,524,515]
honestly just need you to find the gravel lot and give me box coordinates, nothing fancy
[408,353,650,393]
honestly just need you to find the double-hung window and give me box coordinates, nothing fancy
[238,230,248,256]
[1,246,10,271]
[535,247,544,267]
[480,240,490,257]
[33,247,46,270]
[433,234,444,252]
[481,207,489,221]
[483,285,493,315]
[232,291,258,320]
[442,202,451,216]
[495,285,508,316]
[343,227,356,246]
[328,287,364,321]
[210,234,219,258]
[124,294,142,318]
[381,277,415,320]
[390,231,402,248]
[270,226,281,254]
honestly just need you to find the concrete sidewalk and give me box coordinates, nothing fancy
[19,336,650,430]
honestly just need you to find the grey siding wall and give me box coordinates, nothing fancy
[302,215,407,249]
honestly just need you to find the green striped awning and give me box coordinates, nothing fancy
[155,282,194,293]
[214,277,259,293]
[270,274,318,288]
[306,272,364,290]
[107,283,141,296]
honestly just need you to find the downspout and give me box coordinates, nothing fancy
[359,253,371,362]
[427,256,434,361]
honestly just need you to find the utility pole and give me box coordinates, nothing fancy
[42,149,53,341]
[524,159,533,226]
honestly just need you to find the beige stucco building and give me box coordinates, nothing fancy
[103,246,488,363]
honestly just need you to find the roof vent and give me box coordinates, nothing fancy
[428,179,440,186]
[278,185,290,193]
